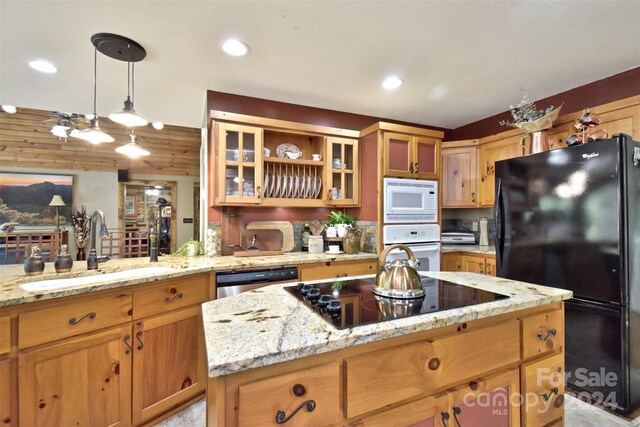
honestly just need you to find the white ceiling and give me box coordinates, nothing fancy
[1,1,639,130]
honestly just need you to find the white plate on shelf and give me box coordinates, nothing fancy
[264,173,269,198]
[314,176,322,199]
[276,143,301,158]
[326,250,343,254]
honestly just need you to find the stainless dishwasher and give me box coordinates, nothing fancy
[215,267,298,298]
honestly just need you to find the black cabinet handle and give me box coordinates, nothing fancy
[123,335,132,355]
[69,312,96,325]
[541,387,559,401]
[164,292,184,303]
[538,328,557,341]
[136,330,144,350]
[415,162,419,174]
[275,400,315,424]
[452,406,462,427]
[441,412,450,427]
[409,162,414,174]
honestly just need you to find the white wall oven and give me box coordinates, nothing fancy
[383,224,441,272]
[383,178,437,223]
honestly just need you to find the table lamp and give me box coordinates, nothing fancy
[48,195,66,229]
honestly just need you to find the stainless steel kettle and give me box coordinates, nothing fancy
[373,244,424,299]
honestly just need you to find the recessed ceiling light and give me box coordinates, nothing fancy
[382,76,403,90]
[221,38,249,57]
[152,121,164,130]
[28,59,58,74]
[1,105,17,114]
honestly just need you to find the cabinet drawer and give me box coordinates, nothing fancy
[299,259,377,282]
[133,274,207,319]
[0,316,10,355]
[237,362,340,426]
[522,353,565,427]
[345,319,520,418]
[18,293,132,349]
[522,308,563,359]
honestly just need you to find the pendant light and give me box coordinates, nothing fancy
[73,47,114,144]
[109,61,148,127]
[116,129,150,158]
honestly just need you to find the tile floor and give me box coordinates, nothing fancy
[156,395,640,426]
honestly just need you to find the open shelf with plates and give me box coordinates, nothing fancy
[211,111,360,207]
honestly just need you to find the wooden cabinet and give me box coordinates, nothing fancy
[216,122,264,204]
[326,136,359,205]
[132,306,206,425]
[0,316,9,355]
[7,272,211,427]
[297,258,377,281]
[445,369,521,427]
[461,254,486,274]
[211,111,361,208]
[441,141,479,207]
[18,325,133,427]
[479,135,524,207]
[522,353,565,426]
[521,309,564,360]
[347,393,447,426]
[486,256,497,276]
[441,252,461,271]
[383,132,439,179]
[0,359,12,427]
[237,363,340,426]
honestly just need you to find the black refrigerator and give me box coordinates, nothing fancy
[495,134,640,415]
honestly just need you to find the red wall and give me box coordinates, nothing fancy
[207,91,446,223]
[451,67,640,140]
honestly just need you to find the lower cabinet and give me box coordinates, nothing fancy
[298,258,377,281]
[443,252,496,276]
[18,325,132,427]
[522,353,565,426]
[347,393,448,426]
[132,306,206,425]
[1,359,12,427]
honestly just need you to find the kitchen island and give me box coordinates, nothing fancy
[203,272,572,426]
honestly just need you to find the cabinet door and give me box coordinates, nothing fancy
[217,123,263,204]
[441,146,478,207]
[132,306,205,425]
[383,132,414,177]
[460,254,486,274]
[347,393,447,426]
[522,353,565,426]
[0,359,12,427]
[19,325,132,427]
[479,136,523,207]
[326,136,359,206]
[414,136,439,179]
[441,253,461,271]
[446,369,520,427]
[485,256,497,276]
[298,259,377,281]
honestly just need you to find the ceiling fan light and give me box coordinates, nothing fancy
[51,125,70,138]
[109,96,148,127]
[74,118,114,144]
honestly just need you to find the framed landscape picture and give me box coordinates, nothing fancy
[0,172,73,226]
[124,195,137,216]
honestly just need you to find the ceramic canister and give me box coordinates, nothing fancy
[54,244,73,273]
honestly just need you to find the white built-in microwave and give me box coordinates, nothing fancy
[383,178,438,223]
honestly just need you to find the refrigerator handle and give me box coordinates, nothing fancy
[494,178,504,270]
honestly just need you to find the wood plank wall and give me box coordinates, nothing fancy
[0,108,201,176]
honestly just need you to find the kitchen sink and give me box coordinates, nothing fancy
[19,266,176,292]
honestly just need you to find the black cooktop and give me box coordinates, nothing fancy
[284,277,509,330]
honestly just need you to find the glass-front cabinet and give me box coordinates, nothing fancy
[217,123,263,204]
[326,136,359,206]
[383,132,439,179]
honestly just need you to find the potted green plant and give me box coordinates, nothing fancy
[326,211,356,238]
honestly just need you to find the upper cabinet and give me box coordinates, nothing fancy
[441,140,479,208]
[478,135,524,207]
[382,132,439,179]
[211,112,361,207]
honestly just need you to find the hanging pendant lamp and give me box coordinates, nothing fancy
[116,130,150,158]
[74,47,114,144]
[90,33,148,128]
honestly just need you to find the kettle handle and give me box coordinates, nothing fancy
[378,244,416,269]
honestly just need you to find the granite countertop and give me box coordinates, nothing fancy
[201,272,572,378]
[441,244,496,255]
[0,252,378,307]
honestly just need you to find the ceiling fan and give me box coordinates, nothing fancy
[45,111,90,140]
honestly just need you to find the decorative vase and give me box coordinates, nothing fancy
[54,244,73,273]
[76,246,86,261]
[24,245,45,276]
[523,130,550,154]
[343,228,362,254]
[308,236,324,254]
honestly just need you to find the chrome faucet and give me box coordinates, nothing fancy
[87,209,109,270]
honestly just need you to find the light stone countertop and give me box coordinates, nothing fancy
[201,271,572,378]
[0,252,378,307]
[441,244,496,255]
